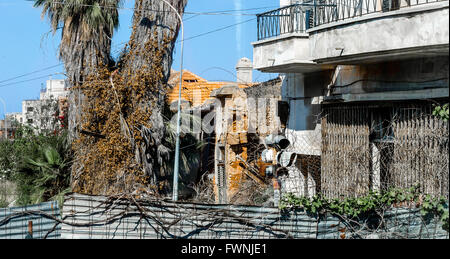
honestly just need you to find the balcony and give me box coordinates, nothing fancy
[253,0,449,72]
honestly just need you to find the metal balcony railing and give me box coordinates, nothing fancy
[257,4,310,41]
[257,0,447,41]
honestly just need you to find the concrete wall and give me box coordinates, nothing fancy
[281,71,331,156]
[330,57,449,95]
[253,1,448,72]
[0,179,17,207]
[278,71,331,197]
[253,34,315,73]
[309,2,449,63]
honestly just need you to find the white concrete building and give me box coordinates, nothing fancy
[252,0,449,198]
[20,79,69,131]
[40,79,68,100]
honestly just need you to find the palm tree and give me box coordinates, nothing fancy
[35,0,190,196]
[34,0,121,84]
[34,0,121,142]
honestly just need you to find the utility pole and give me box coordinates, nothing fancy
[157,0,185,202]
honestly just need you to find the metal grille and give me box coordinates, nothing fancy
[321,105,371,199]
[217,163,227,204]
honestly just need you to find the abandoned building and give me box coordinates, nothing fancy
[252,0,449,200]
[210,78,284,204]
[162,1,449,205]
[166,57,290,204]
[167,58,257,111]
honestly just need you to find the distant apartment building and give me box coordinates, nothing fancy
[40,79,68,100]
[5,112,23,124]
[1,79,69,136]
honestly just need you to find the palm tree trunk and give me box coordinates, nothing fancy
[121,0,187,188]
[70,0,187,195]
[65,21,114,143]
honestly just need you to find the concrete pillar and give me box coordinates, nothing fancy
[282,73,309,131]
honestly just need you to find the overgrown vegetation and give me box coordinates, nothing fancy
[0,125,72,206]
[280,186,449,232]
[58,0,189,197]
[71,33,201,196]
[433,103,449,122]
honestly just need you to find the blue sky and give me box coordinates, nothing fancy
[0,0,279,118]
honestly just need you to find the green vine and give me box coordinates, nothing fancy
[279,186,449,232]
[432,103,449,122]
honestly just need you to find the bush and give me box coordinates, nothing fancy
[0,125,72,206]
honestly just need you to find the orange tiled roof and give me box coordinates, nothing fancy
[167,70,257,108]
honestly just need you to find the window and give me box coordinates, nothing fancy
[27,119,33,124]
[27,107,34,112]
[184,79,198,83]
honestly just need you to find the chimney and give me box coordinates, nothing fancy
[236,57,253,84]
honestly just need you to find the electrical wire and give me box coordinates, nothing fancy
[177,18,256,43]
[0,64,63,84]
[3,1,267,88]
[110,16,256,54]
[23,0,276,17]
[0,74,65,88]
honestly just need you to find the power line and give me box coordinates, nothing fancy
[3,16,256,88]
[178,18,256,42]
[23,0,276,17]
[111,16,256,53]
[0,64,63,84]
[0,74,62,88]
[5,2,263,87]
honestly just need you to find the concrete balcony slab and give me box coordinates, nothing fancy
[252,33,334,73]
[308,1,449,64]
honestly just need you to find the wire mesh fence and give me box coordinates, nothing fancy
[0,201,61,239]
[0,190,448,239]
[321,101,449,200]
[58,193,447,239]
